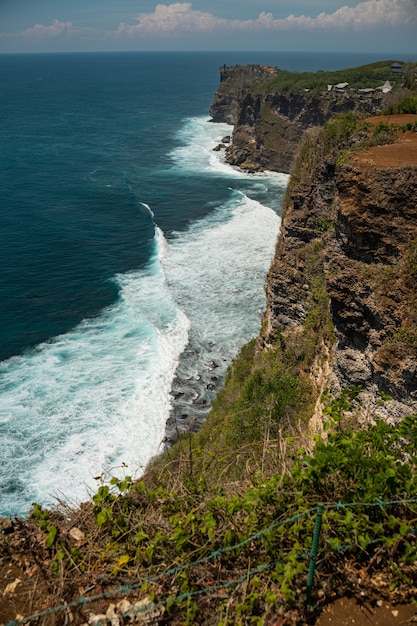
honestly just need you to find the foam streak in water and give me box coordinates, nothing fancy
[164,188,282,428]
[0,227,190,516]
[0,116,288,518]
[163,117,287,430]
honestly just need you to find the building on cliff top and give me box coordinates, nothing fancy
[378,80,393,93]
[334,82,349,93]
[391,62,403,74]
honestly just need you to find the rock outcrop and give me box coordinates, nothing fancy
[211,63,417,426]
[210,64,386,173]
[263,131,417,426]
[209,64,276,125]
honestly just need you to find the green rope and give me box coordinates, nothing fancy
[326,497,417,510]
[4,507,316,626]
[305,503,324,609]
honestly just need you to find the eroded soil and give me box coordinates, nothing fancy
[316,597,417,626]
[352,114,417,168]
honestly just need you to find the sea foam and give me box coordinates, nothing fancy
[0,117,287,517]
[0,228,189,515]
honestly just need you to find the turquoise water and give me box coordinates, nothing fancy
[0,50,400,516]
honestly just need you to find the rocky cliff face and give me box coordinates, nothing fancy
[210,63,417,427]
[210,65,385,173]
[263,133,417,426]
[209,64,274,125]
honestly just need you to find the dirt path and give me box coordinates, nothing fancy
[315,596,417,625]
[352,114,417,168]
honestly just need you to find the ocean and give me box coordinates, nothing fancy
[0,50,409,517]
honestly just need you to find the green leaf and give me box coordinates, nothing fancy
[328,537,342,550]
[56,548,65,562]
[135,530,149,544]
[46,525,57,548]
[96,508,111,527]
[264,591,277,604]
[117,554,130,567]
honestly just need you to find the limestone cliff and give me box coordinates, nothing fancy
[210,64,386,173]
[262,125,417,427]
[209,64,274,125]
[210,63,417,427]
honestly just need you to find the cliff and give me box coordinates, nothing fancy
[1,65,417,626]
[210,62,417,427]
[210,64,387,173]
[263,125,417,430]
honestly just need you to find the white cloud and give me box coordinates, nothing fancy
[1,0,416,44]
[114,0,417,36]
[115,3,227,36]
[1,18,100,44]
[21,19,74,39]
[282,0,417,30]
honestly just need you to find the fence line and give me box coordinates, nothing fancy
[5,496,417,626]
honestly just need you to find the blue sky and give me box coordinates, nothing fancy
[0,1,416,54]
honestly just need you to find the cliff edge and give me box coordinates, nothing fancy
[211,62,417,428]
[263,118,417,431]
[210,63,390,173]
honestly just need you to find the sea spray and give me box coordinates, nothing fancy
[163,186,283,436]
[0,226,190,516]
[0,111,286,516]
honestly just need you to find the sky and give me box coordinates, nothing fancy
[0,0,416,54]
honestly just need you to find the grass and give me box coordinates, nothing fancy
[22,411,417,625]
[248,60,412,96]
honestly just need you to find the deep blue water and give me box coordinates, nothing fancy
[0,50,408,516]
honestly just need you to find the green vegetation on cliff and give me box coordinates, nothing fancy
[251,61,416,95]
[24,408,417,625]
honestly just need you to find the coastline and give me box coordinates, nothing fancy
[163,125,287,445]
[2,57,417,626]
